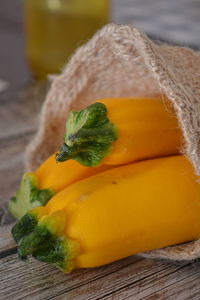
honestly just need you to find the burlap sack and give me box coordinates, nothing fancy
[25,24,200,261]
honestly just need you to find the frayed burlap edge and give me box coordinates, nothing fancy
[25,24,200,261]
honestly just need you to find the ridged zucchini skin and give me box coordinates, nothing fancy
[12,156,200,273]
[8,153,112,219]
[56,98,181,166]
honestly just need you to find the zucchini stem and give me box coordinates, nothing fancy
[12,208,79,273]
[8,173,55,219]
[56,102,118,167]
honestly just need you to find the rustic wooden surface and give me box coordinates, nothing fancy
[1,83,200,300]
[1,1,200,299]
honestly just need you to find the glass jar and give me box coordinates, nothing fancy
[24,0,109,80]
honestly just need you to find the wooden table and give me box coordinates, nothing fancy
[1,84,200,300]
[1,1,200,299]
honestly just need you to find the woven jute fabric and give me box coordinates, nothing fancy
[25,24,200,261]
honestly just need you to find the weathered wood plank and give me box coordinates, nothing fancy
[0,83,49,226]
[0,223,16,256]
[0,134,34,225]
[0,220,195,300]
[0,134,32,202]
[0,83,48,225]
[54,261,197,300]
[0,253,138,299]
[0,82,47,142]
[0,250,199,300]
[101,261,200,300]
[142,275,200,300]
[1,3,200,300]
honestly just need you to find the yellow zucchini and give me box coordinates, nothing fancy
[56,98,182,166]
[8,153,112,219]
[12,155,200,273]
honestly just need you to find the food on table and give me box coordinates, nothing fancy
[8,153,112,219]
[12,155,200,273]
[56,98,182,166]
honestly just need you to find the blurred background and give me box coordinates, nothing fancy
[0,0,200,88]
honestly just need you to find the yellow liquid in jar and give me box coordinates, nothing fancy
[24,0,109,80]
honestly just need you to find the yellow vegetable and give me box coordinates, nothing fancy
[8,153,112,219]
[56,97,182,166]
[35,153,111,191]
[12,155,200,273]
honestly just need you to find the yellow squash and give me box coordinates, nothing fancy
[8,153,112,219]
[35,153,111,191]
[12,155,200,273]
[56,97,182,166]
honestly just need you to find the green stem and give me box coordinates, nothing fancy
[56,102,118,167]
[12,209,79,273]
[8,173,55,219]
[12,211,39,244]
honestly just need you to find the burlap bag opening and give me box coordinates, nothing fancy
[25,24,200,261]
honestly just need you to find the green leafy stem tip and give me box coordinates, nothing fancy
[8,173,55,220]
[11,208,79,273]
[56,102,118,167]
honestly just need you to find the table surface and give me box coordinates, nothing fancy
[1,1,200,299]
[1,79,200,300]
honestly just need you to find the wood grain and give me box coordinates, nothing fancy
[0,245,200,300]
[0,223,16,256]
[1,2,200,299]
[0,221,199,300]
[1,83,200,300]
[0,82,47,141]
[0,83,48,225]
